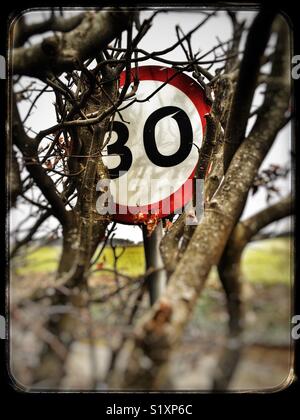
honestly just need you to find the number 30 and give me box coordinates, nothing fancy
[106,106,193,179]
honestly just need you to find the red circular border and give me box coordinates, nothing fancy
[111,66,210,224]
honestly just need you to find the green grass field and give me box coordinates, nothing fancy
[242,238,292,284]
[14,237,292,285]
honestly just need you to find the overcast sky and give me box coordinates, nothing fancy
[11,8,292,243]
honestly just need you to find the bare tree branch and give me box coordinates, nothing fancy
[10,210,52,258]
[12,99,70,226]
[223,10,276,173]
[213,193,293,390]
[14,12,86,47]
[12,10,133,78]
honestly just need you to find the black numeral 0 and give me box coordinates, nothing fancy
[106,106,193,178]
[143,106,193,167]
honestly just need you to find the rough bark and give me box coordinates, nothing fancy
[160,213,185,276]
[204,75,234,202]
[12,10,133,78]
[13,12,85,47]
[160,70,236,274]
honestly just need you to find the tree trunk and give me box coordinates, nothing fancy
[32,71,118,388]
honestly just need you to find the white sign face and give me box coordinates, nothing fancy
[101,66,210,223]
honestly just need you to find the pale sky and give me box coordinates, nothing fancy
[11,8,292,243]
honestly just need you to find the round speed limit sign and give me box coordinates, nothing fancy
[101,66,210,224]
